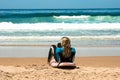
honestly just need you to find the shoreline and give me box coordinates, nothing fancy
[1,44,120,47]
[0,46,120,57]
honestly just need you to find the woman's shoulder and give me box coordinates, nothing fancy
[71,47,75,50]
[71,47,76,53]
[56,47,76,53]
[56,47,75,50]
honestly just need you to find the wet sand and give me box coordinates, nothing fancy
[0,46,120,57]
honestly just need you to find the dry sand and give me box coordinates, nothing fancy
[0,56,120,80]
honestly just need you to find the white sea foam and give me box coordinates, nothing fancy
[0,36,120,41]
[0,22,120,41]
[54,15,90,19]
[0,22,120,31]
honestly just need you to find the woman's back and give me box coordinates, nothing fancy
[55,47,76,62]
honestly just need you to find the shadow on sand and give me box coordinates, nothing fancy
[57,66,78,70]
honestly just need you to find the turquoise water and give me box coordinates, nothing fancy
[0,9,120,46]
[0,9,120,23]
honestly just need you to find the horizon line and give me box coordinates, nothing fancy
[0,8,120,10]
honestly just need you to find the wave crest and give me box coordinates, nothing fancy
[0,22,120,30]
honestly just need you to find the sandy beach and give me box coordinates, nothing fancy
[0,56,120,80]
[0,45,120,80]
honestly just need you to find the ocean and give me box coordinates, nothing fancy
[0,9,120,47]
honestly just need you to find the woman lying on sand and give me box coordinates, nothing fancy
[48,37,76,68]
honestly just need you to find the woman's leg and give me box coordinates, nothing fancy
[48,46,52,63]
[47,45,57,63]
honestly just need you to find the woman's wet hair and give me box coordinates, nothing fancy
[61,37,71,58]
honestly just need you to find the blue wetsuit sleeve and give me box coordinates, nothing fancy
[71,48,76,62]
[72,48,76,55]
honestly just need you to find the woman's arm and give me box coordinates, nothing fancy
[71,48,76,62]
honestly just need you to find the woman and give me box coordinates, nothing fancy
[48,37,76,67]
